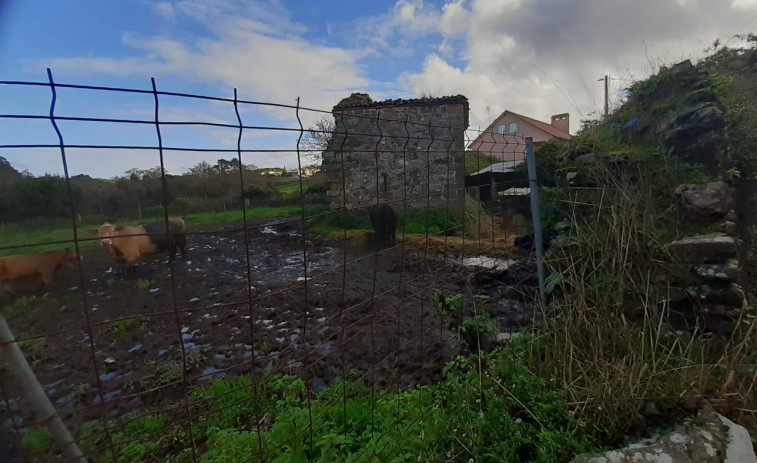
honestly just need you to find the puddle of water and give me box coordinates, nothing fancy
[93,389,122,404]
[185,342,212,351]
[149,288,160,294]
[99,372,117,381]
[306,341,334,353]
[189,297,200,304]
[128,344,143,353]
[159,349,169,356]
[3,417,24,428]
[45,379,65,390]
[200,366,226,381]
[462,256,514,271]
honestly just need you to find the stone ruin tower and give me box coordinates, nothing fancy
[319,93,469,215]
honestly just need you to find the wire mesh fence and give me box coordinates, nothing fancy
[0,71,542,462]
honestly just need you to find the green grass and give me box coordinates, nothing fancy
[0,205,329,257]
[0,225,99,257]
[182,204,327,227]
[309,208,463,236]
[274,183,303,196]
[80,341,605,463]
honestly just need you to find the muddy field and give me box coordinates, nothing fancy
[0,220,534,457]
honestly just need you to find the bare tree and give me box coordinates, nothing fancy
[301,114,335,163]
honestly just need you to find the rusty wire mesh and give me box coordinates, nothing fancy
[0,71,538,462]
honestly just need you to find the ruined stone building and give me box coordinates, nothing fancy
[320,93,469,215]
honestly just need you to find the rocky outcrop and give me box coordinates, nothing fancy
[571,409,756,463]
[658,102,726,168]
[619,60,727,169]
[676,182,734,223]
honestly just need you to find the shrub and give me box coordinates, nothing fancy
[21,427,54,453]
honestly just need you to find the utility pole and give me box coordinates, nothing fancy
[603,75,609,118]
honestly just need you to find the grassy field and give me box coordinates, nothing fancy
[0,204,328,257]
[274,183,304,196]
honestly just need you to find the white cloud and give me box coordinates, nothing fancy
[385,0,754,132]
[730,0,757,9]
[440,0,470,37]
[35,0,369,121]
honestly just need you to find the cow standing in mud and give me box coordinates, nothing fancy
[369,203,398,247]
[0,248,79,289]
[89,217,187,265]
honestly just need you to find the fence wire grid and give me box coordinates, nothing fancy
[0,71,541,462]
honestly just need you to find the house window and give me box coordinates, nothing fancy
[495,121,519,135]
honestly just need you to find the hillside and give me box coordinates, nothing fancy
[529,39,757,460]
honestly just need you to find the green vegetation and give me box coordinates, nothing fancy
[12,43,757,462]
[435,292,497,352]
[21,427,54,453]
[125,350,205,393]
[108,316,152,335]
[526,44,757,443]
[0,225,98,257]
[17,337,47,367]
[0,204,329,257]
[275,183,303,196]
[311,208,463,237]
[464,151,500,175]
[134,279,153,290]
[81,341,605,463]
[0,294,58,319]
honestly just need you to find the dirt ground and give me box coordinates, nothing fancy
[0,220,535,459]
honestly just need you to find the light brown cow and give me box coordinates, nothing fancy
[0,249,79,287]
[88,217,187,264]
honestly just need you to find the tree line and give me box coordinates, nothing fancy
[0,156,319,225]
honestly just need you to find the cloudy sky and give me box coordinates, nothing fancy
[0,0,755,178]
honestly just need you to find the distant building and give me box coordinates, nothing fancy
[467,111,571,162]
[260,169,283,177]
[301,166,320,177]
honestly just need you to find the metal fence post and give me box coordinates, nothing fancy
[0,315,86,462]
[525,138,547,307]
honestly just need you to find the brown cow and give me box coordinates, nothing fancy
[88,217,187,264]
[0,248,79,287]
